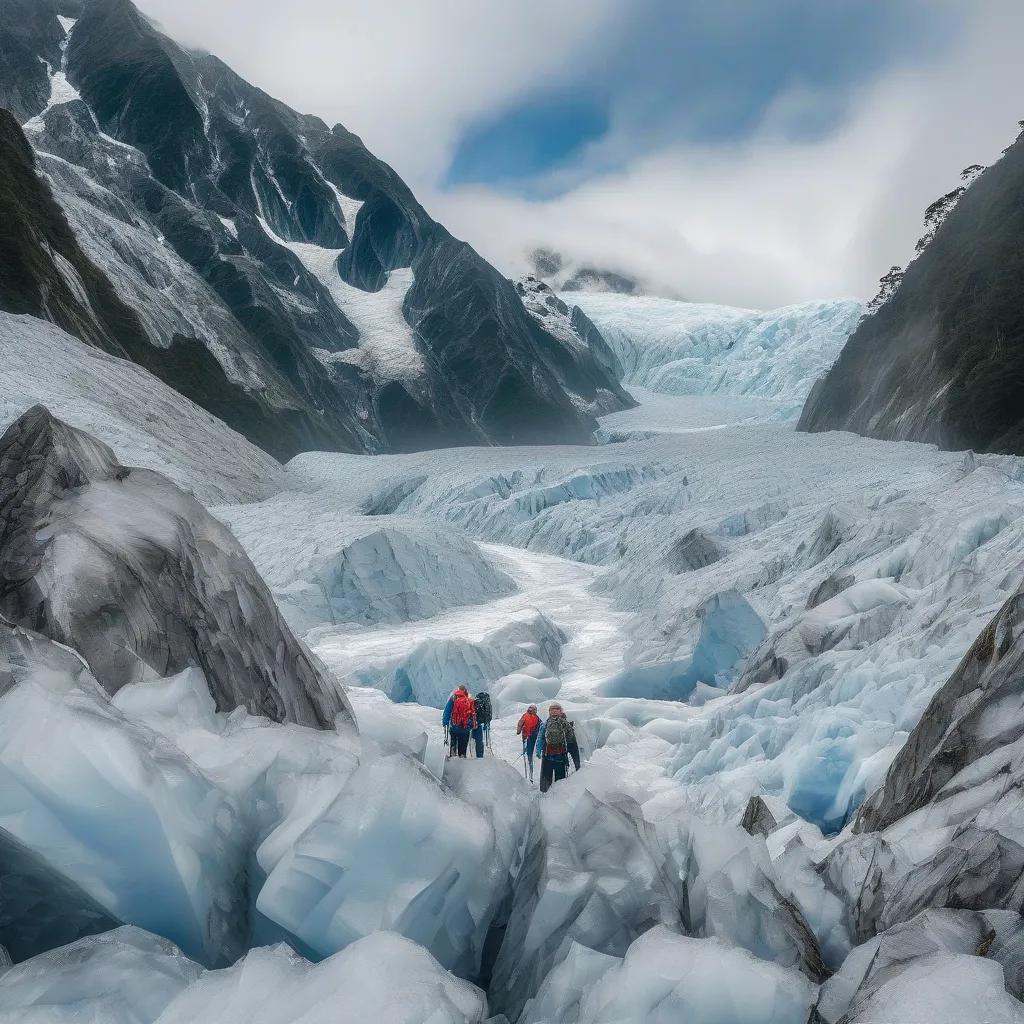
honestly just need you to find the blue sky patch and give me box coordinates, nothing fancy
[444,0,955,192]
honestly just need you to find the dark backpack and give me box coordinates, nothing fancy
[475,692,492,725]
[451,692,474,729]
[544,715,573,754]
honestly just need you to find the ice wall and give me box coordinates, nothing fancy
[572,294,863,414]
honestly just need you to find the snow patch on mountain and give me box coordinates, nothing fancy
[258,219,426,386]
[22,18,79,133]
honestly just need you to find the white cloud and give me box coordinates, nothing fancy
[427,0,1024,308]
[134,0,622,185]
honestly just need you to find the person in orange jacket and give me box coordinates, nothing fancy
[517,704,541,782]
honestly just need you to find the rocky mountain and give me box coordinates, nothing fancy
[798,128,1024,455]
[515,275,630,402]
[528,248,646,296]
[0,0,629,460]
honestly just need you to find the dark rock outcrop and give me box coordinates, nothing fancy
[0,108,362,461]
[806,574,856,611]
[798,130,1024,456]
[666,528,725,574]
[740,794,796,838]
[0,406,352,728]
[822,578,1024,939]
[1,0,629,458]
[856,580,1024,834]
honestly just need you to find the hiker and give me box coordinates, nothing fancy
[442,685,476,758]
[536,703,580,793]
[473,691,493,757]
[517,704,541,782]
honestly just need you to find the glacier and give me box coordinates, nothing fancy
[571,293,863,419]
[4,287,1024,1022]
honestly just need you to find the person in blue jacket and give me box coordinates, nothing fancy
[536,703,581,792]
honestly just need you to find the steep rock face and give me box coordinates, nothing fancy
[812,909,1024,1023]
[0,106,363,461]
[822,578,1024,938]
[0,406,351,728]
[514,275,633,415]
[799,132,1024,454]
[0,0,628,457]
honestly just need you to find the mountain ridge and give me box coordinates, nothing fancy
[0,0,631,458]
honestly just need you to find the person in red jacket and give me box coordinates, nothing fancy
[443,685,477,758]
[517,704,541,782]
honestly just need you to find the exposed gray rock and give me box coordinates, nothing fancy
[813,909,1024,1022]
[0,406,352,728]
[741,794,797,838]
[856,581,1024,834]
[807,574,856,610]
[798,126,1024,459]
[821,578,1024,941]
[666,528,724,574]
[1,0,631,459]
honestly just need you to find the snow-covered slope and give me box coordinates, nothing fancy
[573,294,863,417]
[0,311,284,505]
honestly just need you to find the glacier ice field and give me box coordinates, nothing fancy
[2,294,1024,1023]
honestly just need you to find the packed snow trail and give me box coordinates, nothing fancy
[308,544,629,696]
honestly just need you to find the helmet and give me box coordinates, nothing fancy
[549,703,563,713]
[527,704,538,712]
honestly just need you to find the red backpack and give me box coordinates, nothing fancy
[451,692,475,729]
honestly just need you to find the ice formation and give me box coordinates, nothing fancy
[215,497,516,634]
[522,926,816,1024]
[572,293,863,419]
[6,285,1024,1022]
[0,628,248,966]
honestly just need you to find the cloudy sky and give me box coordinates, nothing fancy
[137,0,1024,308]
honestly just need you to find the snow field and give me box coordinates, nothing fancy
[257,220,426,386]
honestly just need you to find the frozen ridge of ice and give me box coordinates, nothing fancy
[8,312,1024,1020]
[571,293,863,416]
